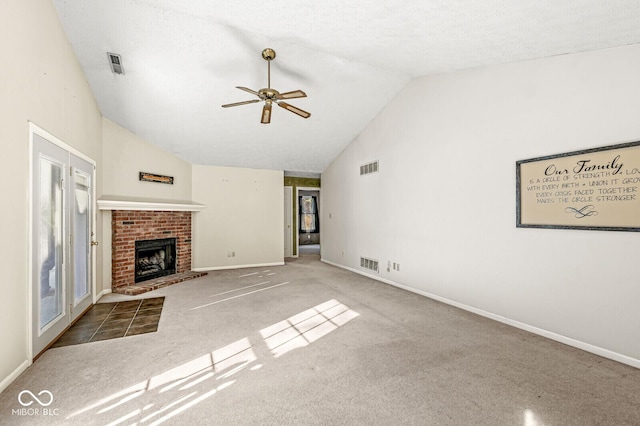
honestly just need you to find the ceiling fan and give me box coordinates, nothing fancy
[221,48,311,124]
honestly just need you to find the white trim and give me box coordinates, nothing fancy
[193,262,285,272]
[90,161,98,305]
[97,198,206,211]
[26,127,34,366]
[96,287,112,301]
[0,360,30,394]
[29,122,94,164]
[321,258,640,370]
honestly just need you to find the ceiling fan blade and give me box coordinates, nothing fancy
[221,99,260,108]
[277,90,307,100]
[261,102,272,124]
[236,86,260,97]
[278,102,311,119]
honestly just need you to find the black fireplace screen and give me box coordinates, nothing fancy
[134,238,176,283]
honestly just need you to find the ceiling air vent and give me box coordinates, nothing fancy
[360,257,379,273]
[360,160,379,176]
[107,52,125,75]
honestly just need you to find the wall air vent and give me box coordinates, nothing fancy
[360,160,379,176]
[360,257,379,273]
[107,52,125,75]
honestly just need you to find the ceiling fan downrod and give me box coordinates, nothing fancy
[262,48,276,89]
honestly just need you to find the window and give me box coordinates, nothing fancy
[299,195,319,233]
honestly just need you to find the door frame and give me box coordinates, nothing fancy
[284,186,293,258]
[27,122,97,361]
[295,186,321,258]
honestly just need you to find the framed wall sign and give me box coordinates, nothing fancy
[516,141,640,231]
[139,172,174,185]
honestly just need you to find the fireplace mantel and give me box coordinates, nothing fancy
[98,196,206,212]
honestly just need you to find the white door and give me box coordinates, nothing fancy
[284,186,292,257]
[70,153,94,316]
[31,128,95,356]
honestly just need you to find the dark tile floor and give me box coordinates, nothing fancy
[51,297,164,348]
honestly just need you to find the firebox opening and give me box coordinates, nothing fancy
[135,238,176,283]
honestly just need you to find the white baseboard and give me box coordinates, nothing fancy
[0,359,30,394]
[321,258,640,370]
[96,287,112,301]
[193,261,285,272]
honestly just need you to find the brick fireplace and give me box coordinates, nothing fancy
[111,210,199,293]
[98,198,207,295]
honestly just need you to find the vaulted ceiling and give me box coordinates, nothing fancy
[52,0,640,175]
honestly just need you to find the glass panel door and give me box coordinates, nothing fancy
[38,156,65,329]
[32,133,69,355]
[70,153,94,317]
[31,127,96,357]
[73,170,90,301]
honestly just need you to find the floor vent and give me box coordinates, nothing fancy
[107,52,125,75]
[360,257,379,273]
[360,160,379,176]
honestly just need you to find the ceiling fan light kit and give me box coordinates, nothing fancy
[222,48,311,124]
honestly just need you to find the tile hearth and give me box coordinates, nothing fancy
[51,297,165,347]
[114,271,208,295]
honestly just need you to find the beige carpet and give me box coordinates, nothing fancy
[2,255,639,425]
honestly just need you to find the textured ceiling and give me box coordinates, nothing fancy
[52,0,640,174]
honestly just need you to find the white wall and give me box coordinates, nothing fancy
[0,0,103,390]
[192,165,284,270]
[101,117,192,201]
[322,44,640,366]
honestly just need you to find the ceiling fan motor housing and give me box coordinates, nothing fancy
[258,88,280,101]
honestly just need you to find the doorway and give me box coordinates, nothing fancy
[30,124,96,358]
